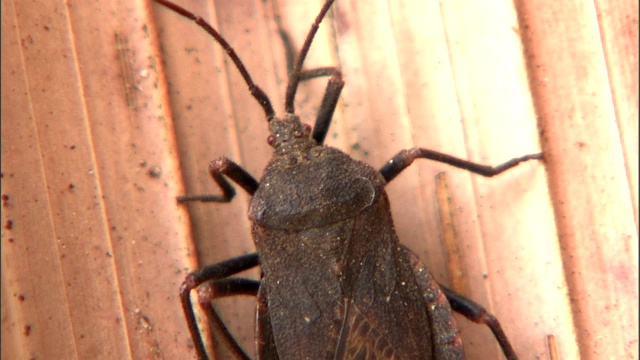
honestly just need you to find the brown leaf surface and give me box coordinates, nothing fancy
[2,1,195,359]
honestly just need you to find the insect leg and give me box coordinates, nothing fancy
[379,148,542,183]
[197,278,260,360]
[272,3,296,75]
[181,253,260,360]
[439,286,518,360]
[403,246,465,358]
[298,67,345,145]
[178,157,259,203]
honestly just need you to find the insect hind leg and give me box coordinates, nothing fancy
[181,253,260,360]
[404,247,465,359]
[440,286,518,360]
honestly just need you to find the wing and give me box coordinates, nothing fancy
[333,298,401,359]
[334,192,464,360]
[334,192,431,359]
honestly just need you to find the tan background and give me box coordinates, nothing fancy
[2,0,637,359]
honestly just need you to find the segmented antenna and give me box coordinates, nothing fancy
[156,0,275,119]
[157,0,336,119]
[284,0,335,114]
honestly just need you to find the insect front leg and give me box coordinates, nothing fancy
[178,157,259,203]
[298,67,345,145]
[181,253,261,360]
[273,7,344,147]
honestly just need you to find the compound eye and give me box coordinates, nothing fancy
[303,123,312,134]
[267,134,276,146]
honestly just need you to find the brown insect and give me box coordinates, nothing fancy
[156,0,540,359]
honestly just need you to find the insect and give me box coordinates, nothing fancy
[156,0,541,359]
